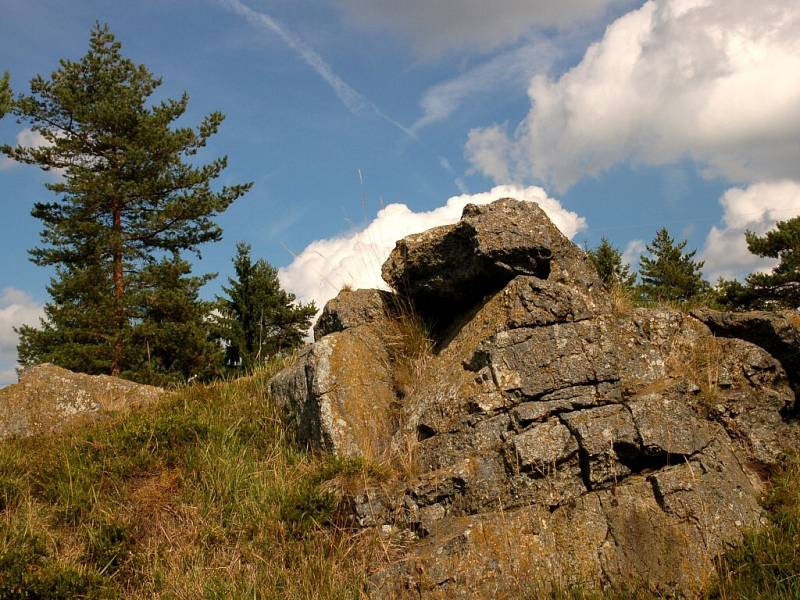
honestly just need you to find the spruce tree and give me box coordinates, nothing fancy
[588,237,636,288]
[639,228,708,302]
[741,216,800,309]
[4,24,251,377]
[129,256,223,384]
[217,243,316,371]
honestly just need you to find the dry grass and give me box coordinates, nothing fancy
[1,306,797,598]
[0,360,383,598]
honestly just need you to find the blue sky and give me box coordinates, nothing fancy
[1,0,799,384]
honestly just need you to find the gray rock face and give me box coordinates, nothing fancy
[0,364,162,439]
[691,308,800,405]
[313,288,395,341]
[269,198,797,597]
[381,198,601,318]
[269,321,396,457]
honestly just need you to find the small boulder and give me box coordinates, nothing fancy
[270,322,396,457]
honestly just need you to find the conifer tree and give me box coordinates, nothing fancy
[129,256,223,384]
[588,237,636,288]
[0,72,10,117]
[4,24,251,376]
[217,243,316,371]
[741,216,800,309]
[639,228,708,302]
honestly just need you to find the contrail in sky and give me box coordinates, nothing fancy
[219,0,416,140]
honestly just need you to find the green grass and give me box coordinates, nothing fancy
[0,360,385,599]
[0,357,797,599]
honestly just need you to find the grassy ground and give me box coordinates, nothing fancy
[0,361,386,599]
[0,359,797,599]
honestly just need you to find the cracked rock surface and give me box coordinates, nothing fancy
[269,198,798,598]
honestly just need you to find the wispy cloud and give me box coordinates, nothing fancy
[219,0,415,139]
[413,39,559,132]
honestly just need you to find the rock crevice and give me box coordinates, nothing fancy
[269,197,798,598]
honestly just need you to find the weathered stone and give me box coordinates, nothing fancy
[269,324,395,457]
[509,417,578,472]
[469,320,618,400]
[268,197,798,597]
[0,364,162,439]
[313,287,394,340]
[627,392,713,457]
[691,308,800,403]
[561,404,640,487]
[381,198,601,318]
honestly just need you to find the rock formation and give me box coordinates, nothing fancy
[269,198,798,598]
[0,363,163,439]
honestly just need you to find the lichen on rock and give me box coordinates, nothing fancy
[0,363,162,439]
[269,197,798,597]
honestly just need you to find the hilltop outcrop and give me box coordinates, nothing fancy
[269,198,798,598]
[0,364,162,439]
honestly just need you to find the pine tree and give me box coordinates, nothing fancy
[4,24,251,377]
[588,237,636,288]
[128,256,223,384]
[0,72,10,117]
[741,216,800,309]
[639,228,708,302]
[217,243,316,371]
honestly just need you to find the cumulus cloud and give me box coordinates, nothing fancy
[467,0,800,192]
[413,40,559,132]
[701,180,800,281]
[278,185,586,313]
[465,125,515,183]
[0,288,44,386]
[334,0,628,57]
[622,239,646,271]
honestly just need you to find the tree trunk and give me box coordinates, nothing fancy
[111,204,124,376]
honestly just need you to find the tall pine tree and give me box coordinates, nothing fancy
[639,228,708,302]
[4,24,251,377]
[217,243,316,371]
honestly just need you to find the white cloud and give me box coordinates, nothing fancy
[0,288,44,386]
[334,0,628,57]
[465,125,515,183]
[467,0,800,192]
[622,239,646,270]
[0,128,50,170]
[278,185,587,313]
[413,40,559,132]
[701,180,800,281]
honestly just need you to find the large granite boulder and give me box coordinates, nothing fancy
[0,364,163,439]
[269,198,798,597]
